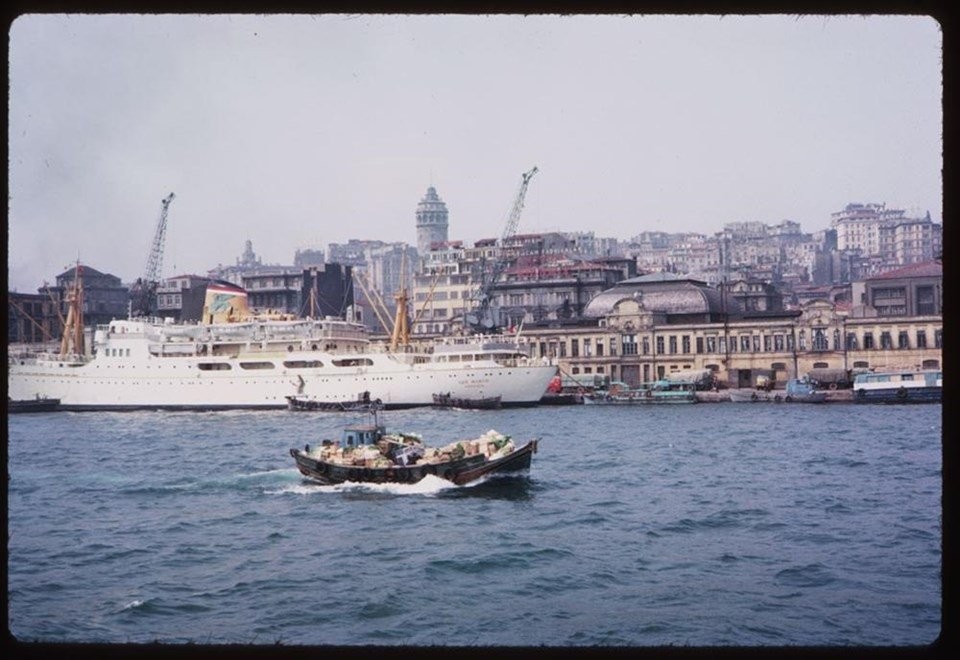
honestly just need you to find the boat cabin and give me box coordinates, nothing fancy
[785,378,817,396]
[340,424,385,447]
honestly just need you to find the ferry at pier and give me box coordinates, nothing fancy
[852,369,942,404]
[7,279,556,411]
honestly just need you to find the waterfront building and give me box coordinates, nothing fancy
[238,267,304,314]
[566,231,624,259]
[850,260,942,318]
[413,240,474,336]
[721,278,784,313]
[519,265,942,389]
[831,203,941,276]
[38,265,129,330]
[156,274,213,322]
[411,231,634,335]
[7,291,59,346]
[294,248,325,268]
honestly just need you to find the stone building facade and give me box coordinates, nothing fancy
[518,267,942,389]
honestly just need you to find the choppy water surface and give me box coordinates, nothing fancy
[7,403,942,647]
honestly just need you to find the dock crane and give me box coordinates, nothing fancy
[467,166,538,333]
[130,192,175,317]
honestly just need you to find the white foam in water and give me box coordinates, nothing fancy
[271,473,477,496]
[331,474,459,495]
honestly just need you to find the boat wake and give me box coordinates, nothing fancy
[273,472,497,497]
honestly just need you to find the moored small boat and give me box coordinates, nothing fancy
[581,380,696,405]
[286,391,383,412]
[853,369,942,404]
[289,409,537,486]
[8,396,61,413]
[729,378,826,403]
[431,392,502,410]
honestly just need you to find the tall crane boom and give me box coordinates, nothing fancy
[469,166,538,331]
[143,192,176,283]
[130,192,175,318]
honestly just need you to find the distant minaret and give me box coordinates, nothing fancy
[415,186,449,254]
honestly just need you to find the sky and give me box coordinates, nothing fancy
[6,13,943,292]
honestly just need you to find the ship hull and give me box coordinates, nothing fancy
[8,350,555,411]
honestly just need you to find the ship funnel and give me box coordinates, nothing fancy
[202,282,251,324]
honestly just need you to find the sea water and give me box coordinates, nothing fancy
[7,403,942,647]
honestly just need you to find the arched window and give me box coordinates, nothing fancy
[812,328,828,351]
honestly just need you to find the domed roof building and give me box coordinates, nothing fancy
[582,272,741,323]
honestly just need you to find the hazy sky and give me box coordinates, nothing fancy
[7,14,942,292]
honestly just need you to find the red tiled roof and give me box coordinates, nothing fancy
[869,260,942,280]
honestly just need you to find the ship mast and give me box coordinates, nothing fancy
[389,250,411,351]
[59,262,85,358]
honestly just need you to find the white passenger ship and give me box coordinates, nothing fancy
[7,279,557,411]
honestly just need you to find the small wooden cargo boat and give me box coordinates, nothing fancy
[8,396,61,413]
[289,409,537,486]
[431,392,502,410]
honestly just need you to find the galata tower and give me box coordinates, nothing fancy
[415,186,449,255]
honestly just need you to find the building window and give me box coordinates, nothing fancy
[642,337,651,355]
[656,336,665,354]
[916,285,936,315]
[571,366,580,374]
[773,334,784,351]
[706,336,716,353]
[668,336,677,354]
[798,330,806,350]
[763,335,771,352]
[853,360,869,368]
[846,333,858,350]
[786,334,795,351]
[934,328,942,348]
[609,338,617,357]
[583,339,592,357]
[916,330,927,348]
[812,328,828,351]
[833,329,842,351]
[863,332,874,349]
[559,342,567,358]
[622,334,637,356]
[682,336,691,354]
[571,338,579,357]
[880,331,893,350]
[898,331,910,349]
[753,336,761,352]
[596,342,604,357]
[718,336,727,353]
[740,336,750,352]
[696,337,704,353]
